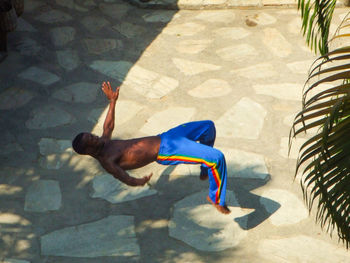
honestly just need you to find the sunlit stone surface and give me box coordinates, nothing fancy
[263,28,292,57]
[176,39,212,54]
[41,216,140,257]
[56,49,80,71]
[0,87,34,110]
[163,22,205,36]
[36,10,72,23]
[188,79,231,98]
[253,83,302,101]
[279,137,307,159]
[245,12,276,25]
[287,60,313,74]
[50,27,76,46]
[260,189,308,226]
[26,106,75,129]
[172,58,220,76]
[140,107,196,135]
[3,259,30,263]
[169,190,248,251]
[38,138,72,170]
[215,27,251,40]
[24,180,62,212]
[231,63,276,78]
[258,235,350,262]
[52,82,98,103]
[216,44,256,61]
[195,10,235,23]
[90,174,157,203]
[19,67,60,85]
[216,97,267,139]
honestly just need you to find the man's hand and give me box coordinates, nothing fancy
[139,173,153,186]
[102,81,120,101]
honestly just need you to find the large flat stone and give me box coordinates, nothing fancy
[195,10,235,23]
[99,3,130,18]
[83,38,120,54]
[163,22,205,36]
[81,16,110,32]
[279,137,307,159]
[0,87,34,110]
[0,184,23,196]
[56,49,80,71]
[113,22,146,38]
[142,11,174,23]
[245,12,277,26]
[215,27,251,40]
[176,39,212,54]
[38,138,72,170]
[0,213,30,225]
[36,10,72,23]
[56,0,88,12]
[52,82,98,103]
[263,28,292,57]
[287,60,313,74]
[188,79,231,98]
[2,259,30,263]
[260,189,308,226]
[41,216,140,257]
[253,83,302,101]
[90,61,178,99]
[24,180,62,212]
[216,97,267,139]
[19,67,60,85]
[169,190,248,251]
[91,174,157,203]
[50,27,76,46]
[17,18,37,32]
[231,63,276,78]
[140,107,196,135]
[172,58,220,76]
[26,105,75,129]
[15,38,41,56]
[216,44,256,61]
[258,235,349,262]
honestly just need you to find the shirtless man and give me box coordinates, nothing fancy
[72,82,230,214]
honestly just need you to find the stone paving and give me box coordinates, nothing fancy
[0,0,350,262]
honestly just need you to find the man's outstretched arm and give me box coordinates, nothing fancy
[101,81,120,139]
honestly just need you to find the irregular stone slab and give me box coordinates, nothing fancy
[81,16,110,32]
[50,27,76,46]
[88,100,143,127]
[26,105,75,129]
[0,87,34,110]
[142,11,174,23]
[56,49,80,71]
[19,67,60,85]
[90,61,178,99]
[15,38,41,56]
[228,0,260,6]
[288,17,302,34]
[259,235,350,262]
[41,215,140,257]
[231,63,276,79]
[263,28,292,57]
[24,180,62,212]
[0,184,23,196]
[2,259,30,263]
[172,58,220,76]
[56,0,88,12]
[245,12,277,26]
[17,18,37,32]
[0,213,30,225]
[140,107,196,135]
[195,10,235,23]
[83,38,120,54]
[260,189,308,226]
[216,97,267,139]
[99,3,129,18]
[91,174,157,203]
[176,39,212,54]
[215,27,251,40]
[253,83,302,101]
[169,190,247,251]
[287,60,313,74]
[279,137,307,159]
[113,22,146,38]
[216,44,256,61]
[38,138,72,169]
[163,22,205,36]
[222,148,269,180]
[36,10,72,23]
[52,82,98,103]
[188,79,231,98]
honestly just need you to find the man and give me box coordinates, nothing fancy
[72,82,230,214]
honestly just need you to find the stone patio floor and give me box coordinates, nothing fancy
[0,0,349,262]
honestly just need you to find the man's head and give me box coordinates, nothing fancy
[72,132,102,155]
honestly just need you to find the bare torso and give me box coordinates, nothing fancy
[98,136,161,170]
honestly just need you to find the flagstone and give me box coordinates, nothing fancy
[41,215,140,257]
[188,79,231,98]
[15,38,41,56]
[176,39,212,54]
[81,16,110,33]
[194,10,235,23]
[26,105,75,129]
[91,174,157,203]
[24,0,45,12]
[0,184,23,196]
[83,38,120,54]
[17,18,37,32]
[245,12,276,25]
[260,189,308,226]
[142,11,174,23]
[163,22,205,36]
[215,27,251,40]
[253,83,302,101]
[263,28,292,57]
[216,97,267,139]
[1,143,23,155]
[38,138,72,170]
[279,137,307,159]
[288,17,302,34]
[0,213,30,225]
[36,10,72,23]
[52,82,98,103]
[24,180,62,212]
[56,49,80,71]
[172,58,220,76]
[231,63,276,78]
[140,107,196,135]
[258,235,350,262]
[99,3,129,18]
[216,44,256,61]
[50,27,76,46]
[113,22,146,38]
[287,60,313,74]
[18,67,60,85]
[0,87,34,110]
[169,190,247,251]
[56,0,88,12]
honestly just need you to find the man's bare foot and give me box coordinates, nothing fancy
[206,196,231,214]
